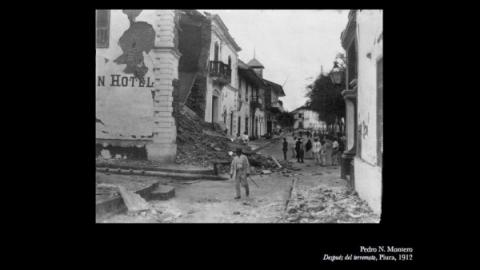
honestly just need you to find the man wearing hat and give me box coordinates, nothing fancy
[230,148,251,199]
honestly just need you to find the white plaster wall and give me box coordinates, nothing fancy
[96,10,157,138]
[304,110,324,130]
[352,9,383,216]
[293,109,324,130]
[209,27,238,89]
[354,157,382,215]
[254,108,266,136]
[205,21,239,123]
[357,10,383,165]
[205,77,214,122]
[238,78,251,136]
[221,85,237,135]
[345,100,355,150]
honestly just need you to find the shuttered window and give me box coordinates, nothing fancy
[96,10,110,48]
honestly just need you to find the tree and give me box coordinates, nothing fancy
[276,111,295,129]
[305,53,346,135]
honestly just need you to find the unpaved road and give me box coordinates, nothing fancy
[97,136,348,223]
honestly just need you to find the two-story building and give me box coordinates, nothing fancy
[263,78,286,134]
[237,59,263,137]
[96,9,180,162]
[340,10,383,215]
[292,106,326,131]
[202,13,242,138]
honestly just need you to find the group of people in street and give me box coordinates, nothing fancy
[282,132,345,166]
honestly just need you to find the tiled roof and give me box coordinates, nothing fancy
[238,59,264,87]
[247,58,264,68]
[262,78,285,97]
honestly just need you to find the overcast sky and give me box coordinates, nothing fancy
[200,9,349,111]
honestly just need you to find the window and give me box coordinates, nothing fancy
[228,56,232,68]
[96,10,110,48]
[214,42,219,61]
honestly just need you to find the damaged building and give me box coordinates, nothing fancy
[180,12,241,138]
[96,9,286,163]
[340,10,383,214]
[96,10,180,162]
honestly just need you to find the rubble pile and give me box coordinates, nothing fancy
[283,186,380,223]
[175,105,245,169]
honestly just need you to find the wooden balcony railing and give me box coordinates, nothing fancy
[209,60,231,85]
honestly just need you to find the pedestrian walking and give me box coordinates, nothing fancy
[312,138,322,164]
[324,136,333,166]
[337,135,346,165]
[291,136,297,158]
[230,148,250,199]
[282,138,288,161]
[332,137,339,166]
[305,138,312,159]
[295,138,304,163]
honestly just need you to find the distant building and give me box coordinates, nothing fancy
[291,106,326,130]
[340,10,383,214]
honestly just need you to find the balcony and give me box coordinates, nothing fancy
[267,101,284,113]
[209,60,231,86]
[250,98,264,111]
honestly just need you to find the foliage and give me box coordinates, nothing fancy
[305,53,346,128]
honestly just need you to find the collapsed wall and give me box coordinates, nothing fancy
[178,10,211,119]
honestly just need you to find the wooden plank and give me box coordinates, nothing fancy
[117,186,149,212]
[271,155,282,168]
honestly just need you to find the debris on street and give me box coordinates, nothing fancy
[175,105,245,169]
[283,185,380,223]
[174,105,281,173]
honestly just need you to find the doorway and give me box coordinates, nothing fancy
[230,111,234,136]
[212,95,219,123]
[237,116,241,136]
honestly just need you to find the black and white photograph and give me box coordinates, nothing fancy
[95,9,383,224]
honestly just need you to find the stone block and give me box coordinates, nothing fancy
[146,142,177,162]
[153,105,173,112]
[147,185,175,201]
[154,111,174,117]
[155,41,175,48]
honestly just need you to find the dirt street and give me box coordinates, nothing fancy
[97,135,375,223]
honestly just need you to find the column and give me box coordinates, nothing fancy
[145,10,181,162]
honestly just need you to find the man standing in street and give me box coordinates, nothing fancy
[295,138,304,163]
[291,136,297,158]
[282,138,288,160]
[312,137,322,165]
[230,148,250,199]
